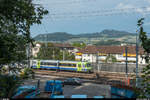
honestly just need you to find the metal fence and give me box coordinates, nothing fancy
[92,63,146,73]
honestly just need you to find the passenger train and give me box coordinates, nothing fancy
[31,60,93,73]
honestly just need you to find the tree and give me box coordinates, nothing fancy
[105,54,117,63]
[36,43,75,60]
[72,42,86,48]
[0,0,48,66]
[136,18,150,98]
[0,75,22,98]
[0,0,48,98]
[36,44,60,60]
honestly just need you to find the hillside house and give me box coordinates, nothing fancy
[52,43,80,54]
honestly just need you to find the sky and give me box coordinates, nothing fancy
[31,0,150,37]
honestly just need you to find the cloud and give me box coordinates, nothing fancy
[144,0,150,3]
[115,3,150,16]
[116,3,134,9]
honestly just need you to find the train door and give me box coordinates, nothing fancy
[81,62,86,72]
[31,60,37,68]
[77,62,82,72]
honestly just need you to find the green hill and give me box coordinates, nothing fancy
[33,29,136,44]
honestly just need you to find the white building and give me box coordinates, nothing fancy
[32,43,41,57]
[75,45,146,64]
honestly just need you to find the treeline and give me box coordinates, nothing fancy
[35,43,75,60]
[34,29,135,42]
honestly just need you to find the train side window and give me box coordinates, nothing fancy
[68,64,71,66]
[64,63,68,66]
[40,62,44,65]
[87,64,91,67]
[33,61,36,65]
[72,64,76,67]
[43,62,47,65]
[46,62,48,65]
[49,63,56,66]
[47,62,50,65]
[44,62,47,65]
[59,63,62,66]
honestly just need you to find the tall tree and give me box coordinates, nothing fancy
[0,0,48,97]
[0,0,48,65]
[137,18,150,98]
[36,43,75,60]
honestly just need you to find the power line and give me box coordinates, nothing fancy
[35,0,150,5]
[44,11,150,20]
[35,0,100,5]
[49,6,150,16]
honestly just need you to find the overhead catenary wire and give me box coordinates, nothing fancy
[34,0,150,5]
[36,6,150,21]
[49,7,150,15]
[51,7,149,15]
[43,11,150,21]
[34,0,101,5]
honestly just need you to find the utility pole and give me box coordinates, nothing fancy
[63,48,65,61]
[46,34,48,47]
[97,52,99,72]
[125,46,128,85]
[136,31,139,87]
[53,48,55,60]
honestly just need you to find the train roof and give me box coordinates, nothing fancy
[32,60,90,63]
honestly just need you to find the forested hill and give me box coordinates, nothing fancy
[33,29,135,42]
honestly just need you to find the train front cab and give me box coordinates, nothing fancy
[77,62,92,73]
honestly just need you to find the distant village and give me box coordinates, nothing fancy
[32,42,146,64]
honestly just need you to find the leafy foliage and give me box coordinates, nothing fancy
[36,43,75,60]
[95,40,122,46]
[105,54,117,63]
[72,42,86,48]
[137,18,150,98]
[0,75,22,98]
[20,67,35,79]
[0,0,48,65]
[0,0,48,98]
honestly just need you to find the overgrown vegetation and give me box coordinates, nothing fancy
[105,54,117,63]
[95,40,122,46]
[72,42,86,48]
[0,0,48,98]
[36,43,75,60]
[136,18,150,98]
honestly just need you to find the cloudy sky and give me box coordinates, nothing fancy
[31,0,150,37]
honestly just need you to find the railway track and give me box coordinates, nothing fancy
[33,69,136,84]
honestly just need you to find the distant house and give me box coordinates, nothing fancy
[75,45,146,64]
[76,45,98,62]
[52,43,80,54]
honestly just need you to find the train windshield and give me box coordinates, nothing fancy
[87,63,91,67]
